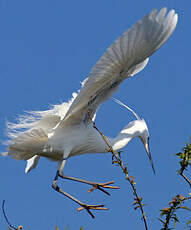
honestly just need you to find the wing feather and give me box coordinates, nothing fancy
[58,8,178,127]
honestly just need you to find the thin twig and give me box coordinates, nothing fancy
[2,200,23,230]
[179,164,191,187]
[180,172,191,187]
[2,200,17,230]
[88,111,149,230]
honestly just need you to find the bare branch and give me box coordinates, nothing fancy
[88,111,149,230]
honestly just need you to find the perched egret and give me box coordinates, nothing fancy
[3,8,178,218]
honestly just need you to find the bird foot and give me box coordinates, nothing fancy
[88,181,119,195]
[77,204,108,218]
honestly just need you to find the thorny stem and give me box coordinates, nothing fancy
[88,113,149,230]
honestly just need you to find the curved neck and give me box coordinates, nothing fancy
[108,123,140,151]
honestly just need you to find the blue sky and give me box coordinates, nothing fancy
[0,1,190,229]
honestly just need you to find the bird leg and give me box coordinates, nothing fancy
[58,172,119,196]
[52,171,108,218]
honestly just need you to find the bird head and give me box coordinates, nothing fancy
[113,98,155,174]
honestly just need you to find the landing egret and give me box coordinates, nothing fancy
[4,8,178,218]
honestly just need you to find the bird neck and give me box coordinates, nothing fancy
[108,122,141,151]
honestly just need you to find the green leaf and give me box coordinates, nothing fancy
[157,218,165,224]
[172,214,179,227]
[186,219,191,225]
[178,206,191,211]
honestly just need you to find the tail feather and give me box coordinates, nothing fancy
[7,129,48,160]
[2,86,79,166]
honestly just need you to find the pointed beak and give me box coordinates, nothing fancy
[144,141,155,174]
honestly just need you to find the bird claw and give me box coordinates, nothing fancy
[77,204,108,218]
[88,181,119,195]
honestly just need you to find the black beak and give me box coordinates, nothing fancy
[144,141,155,174]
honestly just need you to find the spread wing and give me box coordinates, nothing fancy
[58,8,178,127]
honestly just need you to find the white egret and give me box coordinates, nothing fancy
[3,8,178,218]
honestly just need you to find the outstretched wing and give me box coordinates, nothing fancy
[59,8,178,127]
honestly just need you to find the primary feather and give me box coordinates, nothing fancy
[60,8,177,126]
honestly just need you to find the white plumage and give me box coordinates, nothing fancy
[3,8,178,217]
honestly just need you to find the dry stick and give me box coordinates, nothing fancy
[88,113,149,230]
